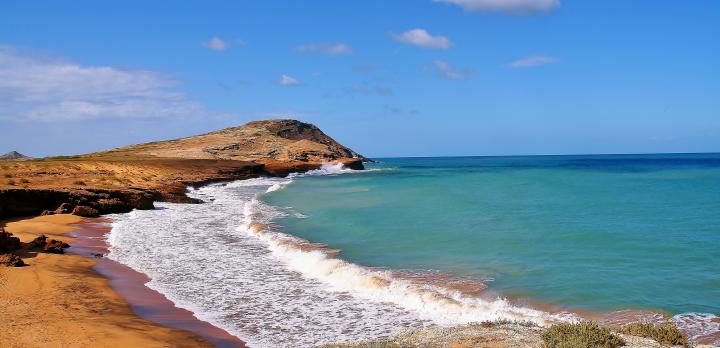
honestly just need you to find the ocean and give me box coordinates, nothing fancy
[106,153,720,347]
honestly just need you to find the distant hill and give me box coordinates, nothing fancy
[0,151,30,161]
[91,119,364,163]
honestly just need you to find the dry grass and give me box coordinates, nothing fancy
[542,322,625,348]
[619,322,689,347]
[319,341,405,348]
[479,319,537,328]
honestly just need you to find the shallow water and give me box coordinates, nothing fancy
[107,154,720,346]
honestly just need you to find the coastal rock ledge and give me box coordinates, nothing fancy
[0,119,365,218]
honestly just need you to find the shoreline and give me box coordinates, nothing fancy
[68,219,247,348]
[0,214,245,348]
[110,175,719,347]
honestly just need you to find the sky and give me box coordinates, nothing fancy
[1,0,719,158]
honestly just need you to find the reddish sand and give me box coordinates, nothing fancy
[67,219,247,348]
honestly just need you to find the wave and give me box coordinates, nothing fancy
[241,182,577,327]
[105,163,719,346]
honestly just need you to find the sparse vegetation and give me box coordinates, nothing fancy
[319,341,404,348]
[3,173,11,178]
[619,322,689,347]
[7,179,16,185]
[73,180,86,186]
[478,319,537,328]
[542,321,625,348]
[34,155,81,161]
[19,178,30,183]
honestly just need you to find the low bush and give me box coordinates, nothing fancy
[542,321,625,348]
[619,322,688,347]
[72,180,86,186]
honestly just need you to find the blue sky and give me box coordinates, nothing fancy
[1,0,719,157]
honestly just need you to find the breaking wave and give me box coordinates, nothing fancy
[105,164,719,346]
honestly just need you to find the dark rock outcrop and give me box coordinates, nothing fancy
[71,205,100,217]
[0,188,155,219]
[0,253,24,267]
[29,234,70,254]
[0,227,21,253]
[55,202,73,214]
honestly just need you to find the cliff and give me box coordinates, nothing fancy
[0,119,364,218]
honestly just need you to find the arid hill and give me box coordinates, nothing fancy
[0,119,364,218]
[0,151,30,161]
[92,119,364,163]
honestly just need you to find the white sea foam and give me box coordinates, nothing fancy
[106,176,427,347]
[104,166,718,347]
[672,312,720,343]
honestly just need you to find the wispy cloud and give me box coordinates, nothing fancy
[430,60,473,80]
[391,28,453,50]
[295,42,353,55]
[506,55,558,68]
[0,46,212,122]
[435,0,560,15]
[203,37,244,51]
[279,74,300,86]
[203,37,228,51]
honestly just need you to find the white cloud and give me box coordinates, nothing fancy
[202,37,244,51]
[432,60,473,80]
[295,42,353,55]
[203,37,228,51]
[0,46,210,121]
[391,29,453,50]
[279,74,300,86]
[507,55,558,68]
[435,0,560,14]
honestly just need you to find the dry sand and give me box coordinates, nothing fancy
[0,214,214,348]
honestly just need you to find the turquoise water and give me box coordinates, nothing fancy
[263,154,720,316]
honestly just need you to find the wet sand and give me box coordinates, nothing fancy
[0,214,245,348]
[68,219,247,348]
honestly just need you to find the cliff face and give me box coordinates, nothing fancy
[0,120,364,218]
[93,119,364,163]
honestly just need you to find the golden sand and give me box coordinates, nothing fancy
[0,215,212,348]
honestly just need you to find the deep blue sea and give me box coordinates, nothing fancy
[107,153,720,346]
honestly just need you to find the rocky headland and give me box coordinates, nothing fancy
[0,119,364,219]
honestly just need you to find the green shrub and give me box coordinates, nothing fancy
[619,322,688,347]
[542,322,625,348]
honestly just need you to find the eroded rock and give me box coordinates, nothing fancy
[28,234,70,253]
[0,253,24,267]
[0,227,21,253]
[55,202,73,214]
[71,205,99,217]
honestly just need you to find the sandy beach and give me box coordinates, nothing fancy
[0,214,243,348]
